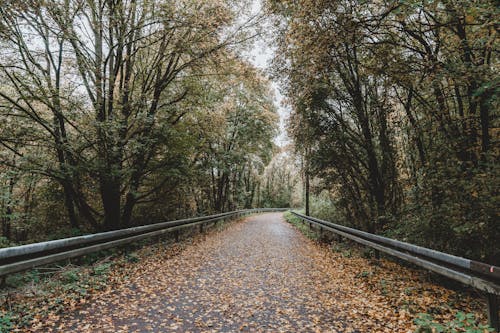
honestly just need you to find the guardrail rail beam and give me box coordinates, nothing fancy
[290,211,500,331]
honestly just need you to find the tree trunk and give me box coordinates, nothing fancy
[62,181,78,229]
[1,177,14,239]
[100,177,121,230]
[305,154,310,216]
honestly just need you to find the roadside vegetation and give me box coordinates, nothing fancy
[283,212,494,332]
[0,0,294,246]
[0,216,237,331]
[268,0,499,265]
[0,0,497,331]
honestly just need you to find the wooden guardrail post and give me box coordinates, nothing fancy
[487,293,499,332]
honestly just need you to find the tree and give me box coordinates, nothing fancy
[259,149,298,209]
[269,0,401,232]
[268,0,499,263]
[192,60,278,212]
[0,0,260,231]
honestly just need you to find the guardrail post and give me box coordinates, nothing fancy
[199,223,204,233]
[487,293,499,332]
[175,230,180,242]
[319,226,327,242]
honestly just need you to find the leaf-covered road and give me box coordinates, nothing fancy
[43,213,485,332]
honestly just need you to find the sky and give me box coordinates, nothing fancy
[242,0,289,147]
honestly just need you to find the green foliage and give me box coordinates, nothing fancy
[309,191,341,222]
[269,0,499,264]
[0,237,16,248]
[5,269,42,288]
[259,153,298,208]
[47,228,84,242]
[341,249,353,258]
[414,312,494,333]
[412,160,498,263]
[283,211,302,225]
[355,270,372,279]
[125,253,140,263]
[61,270,79,284]
[283,211,318,240]
[93,263,112,276]
[0,312,13,333]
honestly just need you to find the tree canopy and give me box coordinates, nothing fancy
[0,0,498,267]
[0,0,279,241]
[267,0,499,264]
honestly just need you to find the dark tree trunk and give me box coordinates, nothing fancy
[62,181,78,229]
[1,175,16,239]
[479,96,490,155]
[305,154,310,216]
[101,177,121,230]
[122,193,136,227]
[358,104,385,231]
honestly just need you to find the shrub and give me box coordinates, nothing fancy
[414,312,493,333]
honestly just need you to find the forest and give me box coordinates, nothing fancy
[0,0,291,245]
[0,0,498,269]
[268,0,499,265]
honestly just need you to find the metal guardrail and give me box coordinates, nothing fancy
[2,208,496,329]
[0,208,287,277]
[291,211,500,331]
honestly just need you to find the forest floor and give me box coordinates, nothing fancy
[4,213,488,332]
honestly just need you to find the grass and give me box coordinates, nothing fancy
[283,211,319,240]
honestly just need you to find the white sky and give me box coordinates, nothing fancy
[242,0,289,147]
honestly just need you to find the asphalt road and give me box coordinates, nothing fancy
[50,213,348,332]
